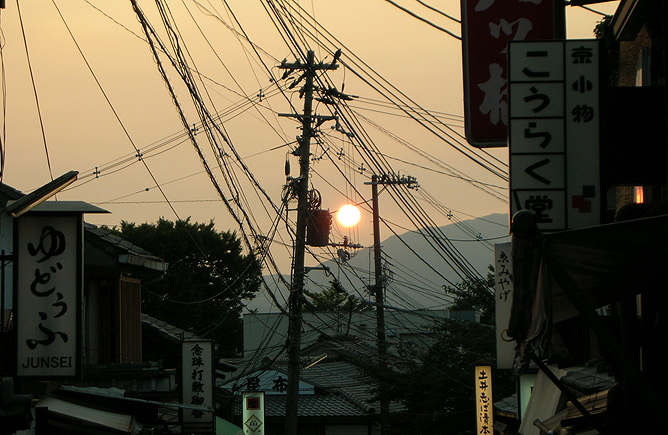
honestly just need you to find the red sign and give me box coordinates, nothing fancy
[461,0,562,147]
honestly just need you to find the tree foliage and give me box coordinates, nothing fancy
[107,218,262,356]
[304,281,370,313]
[445,265,495,325]
[379,267,514,435]
[384,321,502,435]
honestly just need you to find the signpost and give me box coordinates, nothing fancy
[509,40,601,231]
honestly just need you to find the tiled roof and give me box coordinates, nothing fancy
[259,392,372,418]
[494,393,518,418]
[142,313,200,343]
[493,363,616,420]
[231,384,373,419]
[84,223,168,272]
[299,360,376,409]
[224,351,403,418]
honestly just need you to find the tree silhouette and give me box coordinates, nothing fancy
[107,217,262,356]
[377,267,515,434]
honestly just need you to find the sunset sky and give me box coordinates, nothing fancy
[0,1,619,280]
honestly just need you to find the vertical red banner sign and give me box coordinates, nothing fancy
[461,0,562,147]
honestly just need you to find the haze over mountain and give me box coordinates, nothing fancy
[250,213,510,313]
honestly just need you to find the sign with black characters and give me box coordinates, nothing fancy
[181,339,215,430]
[15,215,82,378]
[509,40,600,231]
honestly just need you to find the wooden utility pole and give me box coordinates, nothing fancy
[280,50,337,435]
[367,174,418,433]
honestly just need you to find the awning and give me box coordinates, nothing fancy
[508,214,668,359]
[506,213,668,426]
[37,396,142,434]
[26,200,109,214]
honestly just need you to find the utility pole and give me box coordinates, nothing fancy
[367,174,418,433]
[280,50,338,435]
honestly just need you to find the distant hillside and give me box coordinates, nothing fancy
[250,213,510,312]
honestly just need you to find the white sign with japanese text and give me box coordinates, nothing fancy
[181,340,215,426]
[494,243,514,370]
[565,41,600,228]
[509,40,600,231]
[242,391,265,435]
[16,215,82,378]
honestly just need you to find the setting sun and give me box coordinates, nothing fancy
[336,204,361,227]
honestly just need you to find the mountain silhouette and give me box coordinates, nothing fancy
[250,213,509,312]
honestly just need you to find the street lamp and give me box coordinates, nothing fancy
[5,170,78,217]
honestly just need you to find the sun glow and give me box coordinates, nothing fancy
[336,204,361,227]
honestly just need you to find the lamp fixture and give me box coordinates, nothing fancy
[5,170,79,217]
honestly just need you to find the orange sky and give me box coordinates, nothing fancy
[0,1,619,276]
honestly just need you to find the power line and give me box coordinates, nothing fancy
[383,0,461,39]
[415,0,461,23]
[18,0,53,182]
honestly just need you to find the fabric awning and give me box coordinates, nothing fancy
[506,213,668,425]
[508,214,668,359]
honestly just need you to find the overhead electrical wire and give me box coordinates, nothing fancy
[415,0,461,23]
[52,0,188,227]
[56,0,500,362]
[134,0,272,259]
[3,0,514,379]
[276,3,496,227]
[320,102,489,289]
[269,0,508,181]
[180,0,291,145]
[17,0,53,182]
[350,98,465,126]
[46,0,611,385]
[138,0,498,324]
[258,2,498,306]
[126,1,290,326]
[51,1,293,331]
[0,12,7,182]
[382,0,461,40]
[91,0,498,304]
[129,1,296,323]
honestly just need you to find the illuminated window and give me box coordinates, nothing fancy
[634,186,644,204]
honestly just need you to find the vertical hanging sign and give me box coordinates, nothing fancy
[509,40,566,230]
[509,40,600,231]
[461,0,560,147]
[181,339,215,432]
[475,364,494,435]
[242,391,265,435]
[494,243,514,369]
[15,215,82,378]
[565,40,600,229]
